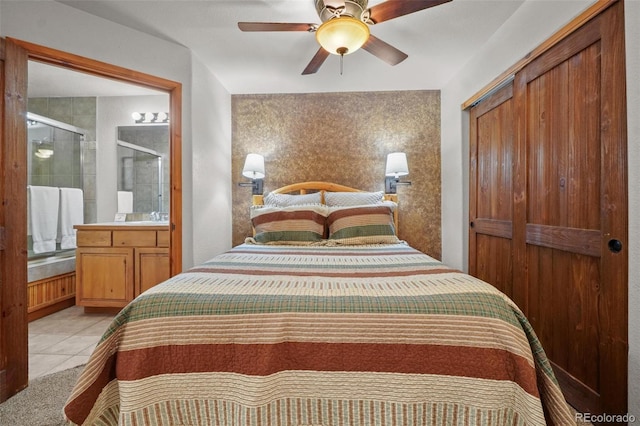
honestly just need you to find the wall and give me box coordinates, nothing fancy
[624,0,640,416]
[190,54,232,265]
[440,0,639,416]
[231,91,441,258]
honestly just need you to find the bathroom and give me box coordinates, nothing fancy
[26,61,170,321]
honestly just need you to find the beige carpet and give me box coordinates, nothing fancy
[0,365,83,426]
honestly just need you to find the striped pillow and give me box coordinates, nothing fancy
[327,204,400,245]
[250,205,329,244]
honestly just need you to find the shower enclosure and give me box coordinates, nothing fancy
[27,112,87,260]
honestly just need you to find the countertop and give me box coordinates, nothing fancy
[74,222,169,230]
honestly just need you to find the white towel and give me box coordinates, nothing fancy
[59,188,84,249]
[117,191,133,213]
[28,186,60,254]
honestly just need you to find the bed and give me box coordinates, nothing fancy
[64,182,574,426]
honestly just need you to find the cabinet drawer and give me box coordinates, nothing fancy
[77,230,111,247]
[157,230,170,247]
[113,230,157,247]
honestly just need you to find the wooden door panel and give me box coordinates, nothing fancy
[476,91,513,221]
[475,234,512,297]
[513,2,627,415]
[526,43,601,230]
[521,45,605,414]
[469,83,514,297]
[526,247,600,384]
[527,245,601,412]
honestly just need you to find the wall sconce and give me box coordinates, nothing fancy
[385,152,411,193]
[239,153,265,195]
[131,112,169,124]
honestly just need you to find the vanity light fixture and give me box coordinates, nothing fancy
[239,153,265,195]
[385,152,411,194]
[131,112,170,124]
[35,150,53,159]
[34,139,54,159]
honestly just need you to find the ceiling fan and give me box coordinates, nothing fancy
[238,0,451,75]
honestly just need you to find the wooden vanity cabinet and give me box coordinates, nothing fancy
[75,224,170,309]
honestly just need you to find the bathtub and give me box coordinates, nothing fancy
[28,252,76,282]
[28,252,77,321]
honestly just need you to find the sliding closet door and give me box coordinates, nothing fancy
[513,2,627,415]
[0,37,29,402]
[469,84,514,298]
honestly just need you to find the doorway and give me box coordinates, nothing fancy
[0,37,183,402]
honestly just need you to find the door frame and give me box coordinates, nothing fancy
[0,37,183,402]
[0,37,29,402]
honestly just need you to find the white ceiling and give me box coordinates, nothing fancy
[33,0,526,96]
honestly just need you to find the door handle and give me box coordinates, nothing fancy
[608,239,623,253]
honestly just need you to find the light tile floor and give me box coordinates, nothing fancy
[28,305,116,381]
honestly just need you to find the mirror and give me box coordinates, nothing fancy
[116,125,169,218]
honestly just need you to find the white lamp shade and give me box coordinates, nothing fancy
[385,152,409,177]
[242,153,265,179]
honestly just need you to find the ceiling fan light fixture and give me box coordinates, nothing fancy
[315,16,370,56]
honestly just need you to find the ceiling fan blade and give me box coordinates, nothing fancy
[238,22,317,32]
[302,48,330,75]
[368,0,451,24]
[362,35,408,66]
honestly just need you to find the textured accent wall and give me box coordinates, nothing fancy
[232,90,441,259]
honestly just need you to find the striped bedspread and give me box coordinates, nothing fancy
[64,243,574,425]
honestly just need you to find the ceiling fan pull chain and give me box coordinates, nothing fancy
[337,47,348,76]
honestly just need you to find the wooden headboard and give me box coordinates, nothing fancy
[252,181,399,230]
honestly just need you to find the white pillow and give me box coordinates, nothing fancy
[264,191,322,207]
[328,200,397,213]
[324,191,384,207]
